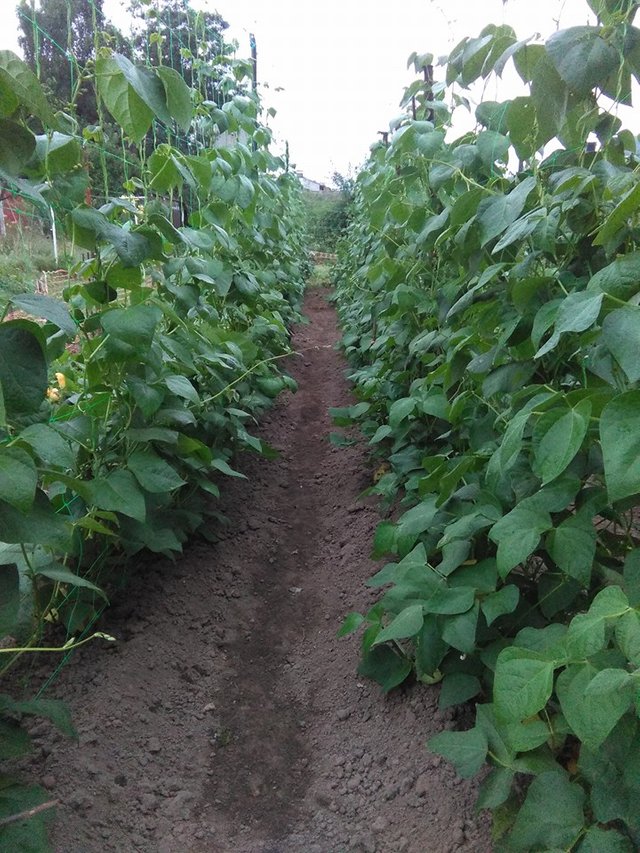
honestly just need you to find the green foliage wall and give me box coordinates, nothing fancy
[335,2,640,849]
[0,35,306,845]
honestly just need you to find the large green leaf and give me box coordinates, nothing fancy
[600,391,640,502]
[508,771,585,850]
[428,727,488,778]
[476,176,536,246]
[127,448,185,494]
[100,304,162,359]
[601,307,640,382]
[0,447,37,512]
[594,181,640,247]
[532,400,591,483]
[0,323,47,420]
[557,664,633,750]
[0,694,76,738]
[9,294,76,335]
[31,132,81,176]
[18,424,75,470]
[156,65,194,131]
[546,26,620,96]
[546,513,596,586]
[0,490,70,550]
[0,51,54,124]
[71,207,152,267]
[87,469,146,522]
[0,119,35,175]
[0,563,19,637]
[95,53,153,143]
[373,604,424,645]
[357,644,412,692]
[535,291,603,358]
[0,780,55,852]
[493,648,555,722]
[489,505,552,578]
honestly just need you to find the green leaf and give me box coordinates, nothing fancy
[566,586,629,658]
[600,391,640,502]
[508,771,585,851]
[0,119,35,175]
[31,132,81,176]
[0,50,54,124]
[373,604,424,644]
[127,449,185,494]
[357,644,412,692]
[594,181,640,246]
[0,781,55,852]
[156,65,194,131]
[476,766,514,809]
[9,294,75,335]
[35,564,106,599]
[535,291,603,358]
[557,664,633,750]
[546,26,620,96]
[0,323,47,419]
[0,563,19,637]
[337,612,365,637]
[0,490,70,550]
[578,825,634,853]
[211,458,246,479]
[440,601,479,654]
[101,304,162,359]
[587,251,640,300]
[546,513,596,586]
[87,469,146,522]
[477,176,536,247]
[481,585,519,626]
[0,719,32,758]
[396,495,439,539]
[388,396,416,428]
[494,648,555,722]
[428,727,488,779]
[0,694,76,738]
[0,447,37,512]
[95,53,153,142]
[71,208,152,267]
[438,673,481,709]
[615,610,640,664]
[601,307,640,383]
[532,400,591,484]
[164,375,199,404]
[624,548,640,606]
[489,505,552,578]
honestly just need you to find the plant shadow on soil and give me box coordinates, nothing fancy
[12,288,490,853]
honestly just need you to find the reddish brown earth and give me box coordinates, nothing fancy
[15,288,491,853]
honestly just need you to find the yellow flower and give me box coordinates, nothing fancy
[55,372,66,389]
[46,388,60,402]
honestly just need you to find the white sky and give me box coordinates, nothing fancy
[3,1,636,183]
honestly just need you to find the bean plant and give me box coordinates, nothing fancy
[335,1,640,849]
[0,44,306,846]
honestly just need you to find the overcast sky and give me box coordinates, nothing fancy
[3,1,631,183]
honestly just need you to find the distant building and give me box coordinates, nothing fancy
[295,170,329,192]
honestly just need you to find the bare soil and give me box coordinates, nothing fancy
[16,289,490,853]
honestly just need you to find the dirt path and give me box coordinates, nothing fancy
[20,289,490,853]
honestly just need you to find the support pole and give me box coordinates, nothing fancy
[250,33,257,92]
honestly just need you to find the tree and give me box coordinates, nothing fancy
[127,0,228,102]
[17,0,108,123]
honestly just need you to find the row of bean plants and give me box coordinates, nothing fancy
[335,1,640,850]
[0,43,306,846]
